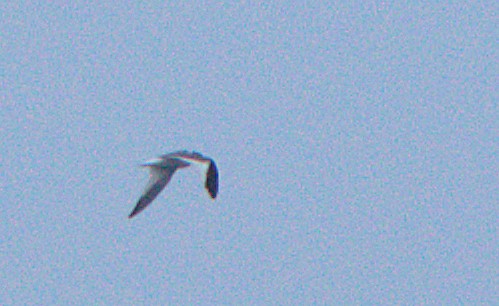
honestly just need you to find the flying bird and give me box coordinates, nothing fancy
[129,151,218,218]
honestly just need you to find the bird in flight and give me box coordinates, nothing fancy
[129,151,218,218]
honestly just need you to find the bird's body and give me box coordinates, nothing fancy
[129,151,218,218]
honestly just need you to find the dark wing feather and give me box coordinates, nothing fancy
[205,160,218,198]
[129,168,175,218]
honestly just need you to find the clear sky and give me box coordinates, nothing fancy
[1,1,497,305]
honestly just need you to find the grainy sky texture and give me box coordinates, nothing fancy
[1,1,497,305]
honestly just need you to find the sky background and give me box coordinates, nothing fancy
[1,1,497,305]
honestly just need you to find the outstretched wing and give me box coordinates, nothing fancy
[129,167,176,218]
[169,151,219,199]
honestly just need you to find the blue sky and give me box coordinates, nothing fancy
[1,1,497,304]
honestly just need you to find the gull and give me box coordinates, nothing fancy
[129,150,218,218]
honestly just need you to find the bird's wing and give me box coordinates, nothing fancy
[205,160,218,198]
[128,167,176,218]
[168,151,208,161]
[169,151,218,198]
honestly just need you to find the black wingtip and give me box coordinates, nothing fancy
[128,209,139,219]
[205,161,219,199]
[128,200,146,219]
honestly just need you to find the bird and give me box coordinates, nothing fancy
[128,150,218,218]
